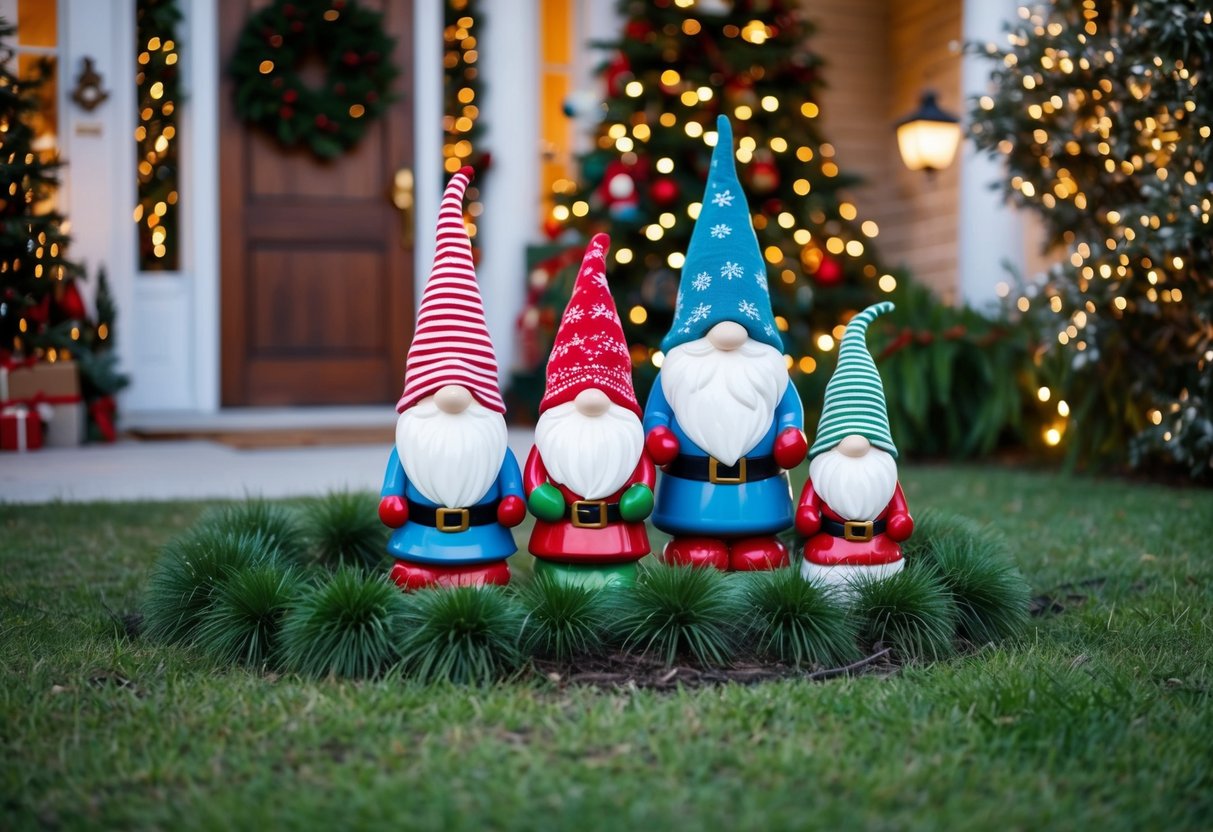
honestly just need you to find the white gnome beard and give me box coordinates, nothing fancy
[396,398,507,508]
[661,336,788,466]
[809,446,898,522]
[534,401,643,500]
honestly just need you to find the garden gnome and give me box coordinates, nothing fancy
[642,115,807,571]
[795,301,913,588]
[525,233,655,587]
[378,167,526,590]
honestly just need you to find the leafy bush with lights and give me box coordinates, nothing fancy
[969,0,1213,479]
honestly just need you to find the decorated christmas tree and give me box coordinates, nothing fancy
[0,20,83,358]
[512,0,898,416]
[969,0,1212,478]
[1,20,127,439]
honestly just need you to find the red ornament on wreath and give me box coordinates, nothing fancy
[814,254,844,287]
[650,177,680,207]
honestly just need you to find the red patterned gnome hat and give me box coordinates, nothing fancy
[396,167,505,414]
[539,233,641,418]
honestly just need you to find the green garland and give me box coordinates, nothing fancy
[229,0,397,160]
[142,494,1031,685]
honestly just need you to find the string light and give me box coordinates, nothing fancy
[443,0,484,229]
[135,0,180,270]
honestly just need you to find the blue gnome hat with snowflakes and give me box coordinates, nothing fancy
[660,115,781,354]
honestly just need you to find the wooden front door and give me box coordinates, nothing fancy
[218,0,414,406]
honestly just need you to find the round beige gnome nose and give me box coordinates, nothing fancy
[837,434,872,458]
[707,321,748,352]
[574,388,611,417]
[434,384,473,414]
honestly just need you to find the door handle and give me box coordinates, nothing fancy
[389,167,414,249]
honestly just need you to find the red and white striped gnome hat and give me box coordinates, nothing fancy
[396,167,505,414]
[539,233,641,418]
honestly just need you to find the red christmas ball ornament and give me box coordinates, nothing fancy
[282,89,298,103]
[57,279,88,321]
[650,177,679,206]
[342,51,360,67]
[814,255,844,287]
[604,53,632,98]
[749,157,780,194]
[624,19,653,40]
[315,114,330,128]
[542,216,563,241]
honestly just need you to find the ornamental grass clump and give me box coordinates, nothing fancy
[143,527,276,645]
[280,567,407,679]
[516,573,617,663]
[300,491,388,571]
[899,508,986,565]
[204,499,308,564]
[395,586,525,685]
[851,566,957,663]
[740,568,860,668]
[929,535,1031,644]
[616,562,741,667]
[194,560,305,667]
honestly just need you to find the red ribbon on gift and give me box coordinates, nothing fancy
[89,395,117,442]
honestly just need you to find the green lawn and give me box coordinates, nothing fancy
[2,465,1211,830]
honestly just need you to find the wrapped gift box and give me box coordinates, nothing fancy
[1,404,44,452]
[1,359,84,447]
[44,401,87,447]
[2,359,81,401]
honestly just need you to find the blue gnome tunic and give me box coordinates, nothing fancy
[380,446,523,565]
[643,374,801,538]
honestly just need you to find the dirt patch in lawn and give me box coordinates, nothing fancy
[533,647,898,691]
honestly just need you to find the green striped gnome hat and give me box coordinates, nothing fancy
[810,302,897,459]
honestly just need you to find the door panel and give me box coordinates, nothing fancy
[219,0,414,406]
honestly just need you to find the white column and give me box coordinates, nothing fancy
[477,0,538,380]
[413,0,443,308]
[958,0,1023,309]
[186,0,220,411]
[60,0,139,391]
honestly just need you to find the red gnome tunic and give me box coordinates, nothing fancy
[525,449,655,564]
[795,480,913,568]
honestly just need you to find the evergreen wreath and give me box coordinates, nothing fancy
[229,0,397,160]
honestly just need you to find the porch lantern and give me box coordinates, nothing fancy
[896,91,961,173]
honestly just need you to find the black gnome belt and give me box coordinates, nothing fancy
[665,453,780,484]
[819,517,887,542]
[407,499,498,533]
[564,500,623,529]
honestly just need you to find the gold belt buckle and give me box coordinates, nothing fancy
[436,507,470,533]
[843,520,874,542]
[571,500,608,529]
[708,456,747,484]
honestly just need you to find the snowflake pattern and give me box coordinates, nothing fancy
[710,223,732,239]
[590,302,616,320]
[720,261,744,280]
[712,189,734,207]
[692,271,712,292]
[755,271,769,293]
[591,271,609,289]
[587,241,606,260]
[763,323,775,338]
[680,302,713,334]
[739,300,760,320]
[563,306,584,324]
